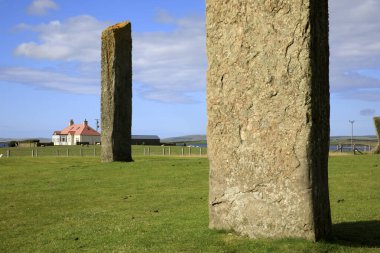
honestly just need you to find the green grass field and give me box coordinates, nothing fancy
[0,155,379,252]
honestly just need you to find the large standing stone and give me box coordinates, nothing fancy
[373,117,380,154]
[206,1,331,240]
[101,21,132,162]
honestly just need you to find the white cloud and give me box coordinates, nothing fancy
[12,13,206,103]
[8,2,380,104]
[340,89,380,102]
[133,13,206,103]
[14,15,109,62]
[27,0,58,16]
[360,109,376,116]
[330,0,380,100]
[0,67,98,94]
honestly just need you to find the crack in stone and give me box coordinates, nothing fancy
[211,200,224,206]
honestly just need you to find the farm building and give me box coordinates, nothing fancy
[18,139,40,148]
[131,135,160,145]
[0,142,9,148]
[52,119,100,145]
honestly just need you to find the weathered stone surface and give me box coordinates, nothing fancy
[206,1,331,240]
[101,21,132,162]
[373,117,380,154]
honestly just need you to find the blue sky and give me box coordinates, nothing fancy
[0,0,379,138]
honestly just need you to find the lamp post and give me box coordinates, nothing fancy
[349,120,355,151]
[95,119,100,132]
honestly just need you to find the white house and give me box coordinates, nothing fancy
[52,119,101,145]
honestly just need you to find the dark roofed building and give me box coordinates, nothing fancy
[18,139,40,148]
[131,135,160,145]
[0,142,9,148]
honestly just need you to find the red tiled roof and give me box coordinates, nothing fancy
[59,123,100,136]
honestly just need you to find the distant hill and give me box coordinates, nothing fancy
[161,135,378,144]
[330,135,377,141]
[1,135,376,144]
[330,135,378,146]
[0,137,51,143]
[161,135,206,143]
[331,135,376,139]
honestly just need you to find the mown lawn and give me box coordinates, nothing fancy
[0,155,379,252]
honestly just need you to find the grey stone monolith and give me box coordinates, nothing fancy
[101,21,132,162]
[206,1,331,240]
[373,117,380,154]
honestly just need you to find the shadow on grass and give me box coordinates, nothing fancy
[333,220,380,248]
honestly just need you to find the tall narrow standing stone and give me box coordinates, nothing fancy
[101,21,132,162]
[373,117,380,154]
[207,1,331,240]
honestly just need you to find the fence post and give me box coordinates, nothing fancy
[7,149,10,157]
[32,149,34,157]
[80,148,83,157]
[200,147,202,156]
[36,149,38,157]
[148,147,150,156]
[162,147,165,156]
[189,147,191,156]
[144,147,146,156]
[182,147,184,156]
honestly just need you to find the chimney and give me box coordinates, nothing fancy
[69,119,74,126]
[84,119,88,126]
